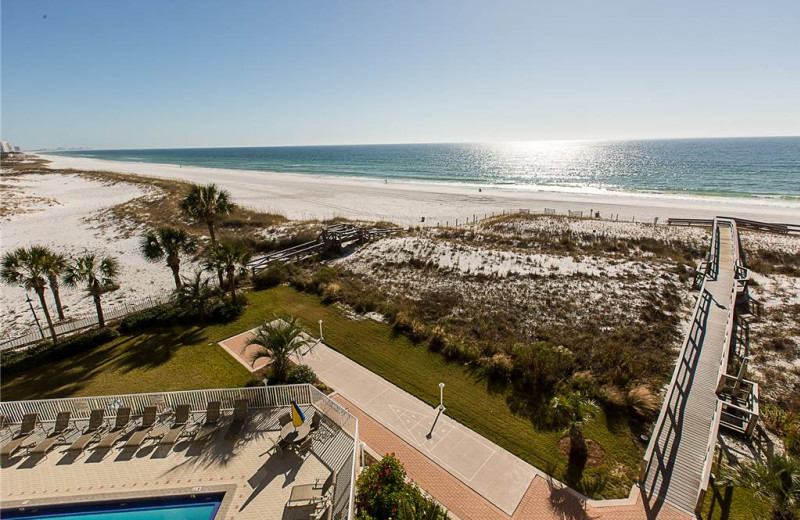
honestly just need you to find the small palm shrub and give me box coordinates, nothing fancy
[719,454,800,520]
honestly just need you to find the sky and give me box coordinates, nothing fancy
[2,0,799,150]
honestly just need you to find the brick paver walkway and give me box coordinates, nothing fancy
[335,395,690,520]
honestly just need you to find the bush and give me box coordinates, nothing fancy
[2,327,119,375]
[356,454,446,520]
[119,295,246,333]
[286,365,318,384]
[626,386,659,420]
[252,263,288,290]
[119,304,177,332]
[207,295,247,321]
[511,341,574,394]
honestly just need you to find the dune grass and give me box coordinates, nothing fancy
[1,286,642,498]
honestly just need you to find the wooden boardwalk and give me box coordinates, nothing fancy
[641,219,738,516]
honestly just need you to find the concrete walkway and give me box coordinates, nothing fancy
[299,340,538,515]
[339,393,688,520]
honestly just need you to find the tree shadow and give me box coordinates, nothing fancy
[111,328,208,372]
[703,483,734,520]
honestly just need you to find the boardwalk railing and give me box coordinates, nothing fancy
[0,384,358,520]
[640,218,757,513]
[1,292,174,351]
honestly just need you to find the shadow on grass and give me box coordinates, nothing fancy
[111,328,208,372]
[0,327,208,401]
[704,484,734,520]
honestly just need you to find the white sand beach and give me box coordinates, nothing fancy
[0,172,185,338]
[40,154,800,227]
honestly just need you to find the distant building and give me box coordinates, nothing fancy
[1,139,21,158]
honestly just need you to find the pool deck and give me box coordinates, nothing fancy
[0,409,331,520]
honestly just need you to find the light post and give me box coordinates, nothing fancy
[318,320,324,340]
[25,291,44,339]
[438,382,445,411]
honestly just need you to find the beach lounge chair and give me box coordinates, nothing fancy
[123,406,158,448]
[193,401,222,442]
[287,472,335,507]
[94,407,132,449]
[278,412,292,428]
[27,411,73,456]
[224,399,249,438]
[0,413,40,457]
[67,409,106,452]
[232,399,249,423]
[155,404,191,445]
[0,415,10,434]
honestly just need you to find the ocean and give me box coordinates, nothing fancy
[52,137,800,202]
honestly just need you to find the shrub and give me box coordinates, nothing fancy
[286,365,318,384]
[356,454,446,520]
[119,304,176,332]
[481,353,514,380]
[207,295,247,321]
[511,341,574,394]
[626,386,659,420]
[119,295,246,333]
[2,327,119,375]
[252,263,288,290]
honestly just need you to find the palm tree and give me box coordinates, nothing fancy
[551,392,598,465]
[248,317,313,383]
[719,454,800,520]
[63,254,119,329]
[41,250,68,321]
[204,241,251,301]
[179,183,235,245]
[175,270,214,317]
[1,246,59,343]
[140,226,197,290]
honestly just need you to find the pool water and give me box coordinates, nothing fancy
[1,493,223,520]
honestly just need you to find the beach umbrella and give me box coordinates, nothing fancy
[290,400,306,429]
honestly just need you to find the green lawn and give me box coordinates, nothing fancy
[1,286,642,497]
[700,481,770,520]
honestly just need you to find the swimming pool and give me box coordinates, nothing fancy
[1,493,224,520]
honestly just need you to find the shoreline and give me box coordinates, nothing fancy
[38,154,800,226]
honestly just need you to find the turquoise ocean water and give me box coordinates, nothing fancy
[52,137,800,202]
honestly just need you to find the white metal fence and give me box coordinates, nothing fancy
[0,384,358,519]
[1,292,173,351]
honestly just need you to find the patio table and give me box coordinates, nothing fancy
[280,421,311,445]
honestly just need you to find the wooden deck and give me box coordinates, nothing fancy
[641,219,738,516]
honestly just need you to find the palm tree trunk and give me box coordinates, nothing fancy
[36,288,58,344]
[207,221,216,244]
[93,293,105,328]
[228,273,236,301]
[48,275,65,321]
[170,265,182,290]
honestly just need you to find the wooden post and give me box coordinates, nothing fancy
[733,357,749,394]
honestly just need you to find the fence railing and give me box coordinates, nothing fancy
[1,292,174,352]
[0,384,358,520]
[638,218,742,513]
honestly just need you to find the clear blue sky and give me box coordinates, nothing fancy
[2,0,798,150]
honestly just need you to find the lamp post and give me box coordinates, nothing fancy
[318,320,324,340]
[438,382,445,411]
[25,291,45,339]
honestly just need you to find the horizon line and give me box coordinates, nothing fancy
[29,134,800,152]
